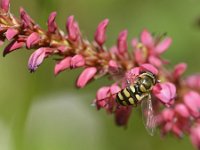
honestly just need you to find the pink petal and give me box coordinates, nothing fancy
[47,12,57,33]
[54,57,71,75]
[131,38,138,48]
[28,48,49,72]
[76,67,97,88]
[185,74,200,89]
[125,67,140,85]
[117,30,128,55]
[134,49,146,65]
[66,16,79,41]
[155,37,172,54]
[172,125,183,138]
[173,63,187,80]
[175,104,190,118]
[148,55,162,67]
[70,55,85,68]
[5,28,18,40]
[3,40,25,56]
[95,86,110,109]
[184,91,200,118]
[190,125,200,150]
[162,108,175,121]
[1,0,9,12]
[26,32,40,48]
[140,63,158,75]
[141,29,153,47]
[94,19,109,46]
[110,84,121,95]
[115,106,132,126]
[153,82,176,104]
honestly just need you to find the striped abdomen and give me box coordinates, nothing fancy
[116,84,149,107]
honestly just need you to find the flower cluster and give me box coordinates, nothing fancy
[1,0,200,149]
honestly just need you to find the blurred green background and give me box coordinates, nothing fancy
[0,0,200,150]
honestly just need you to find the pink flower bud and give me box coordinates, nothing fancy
[155,37,172,54]
[5,28,18,40]
[172,125,183,138]
[173,63,187,80]
[26,32,40,48]
[184,91,200,118]
[28,47,49,72]
[76,67,97,88]
[20,7,34,28]
[54,57,72,75]
[153,82,176,105]
[1,0,10,12]
[70,55,85,68]
[141,29,153,47]
[3,40,25,56]
[140,63,158,75]
[190,124,200,150]
[162,108,175,121]
[66,16,80,41]
[48,12,57,33]
[185,74,200,89]
[115,106,132,126]
[117,30,128,55]
[175,104,190,118]
[94,19,109,46]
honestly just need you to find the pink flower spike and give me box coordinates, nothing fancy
[1,0,10,12]
[94,19,109,46]
[3,40,25,56]
[76,67,97,88]
[70,55,85,68]
[5,28,18,40]
[54,57,72,75]
[48,12,57,33]
[117,30,128,54]
[28,47,48,72]
[175,104,190,118]
[140,63,158,75]
[66,16,79,41]
[190,125,200,150]
[26,32,40,48]
[155,37,172,54]
[184,91,200,118]
[173,63,187,80]
[153,82,176,104]
[141,29,153,47]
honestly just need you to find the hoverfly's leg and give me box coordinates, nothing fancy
[141,95,156,136]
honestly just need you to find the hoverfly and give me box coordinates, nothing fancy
[116,71,157,136]
[97,70,158,136]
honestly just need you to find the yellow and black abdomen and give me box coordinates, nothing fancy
[116,84,149,107]
[116,85,137,107]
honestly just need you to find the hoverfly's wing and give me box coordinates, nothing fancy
[141,96,156,136]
